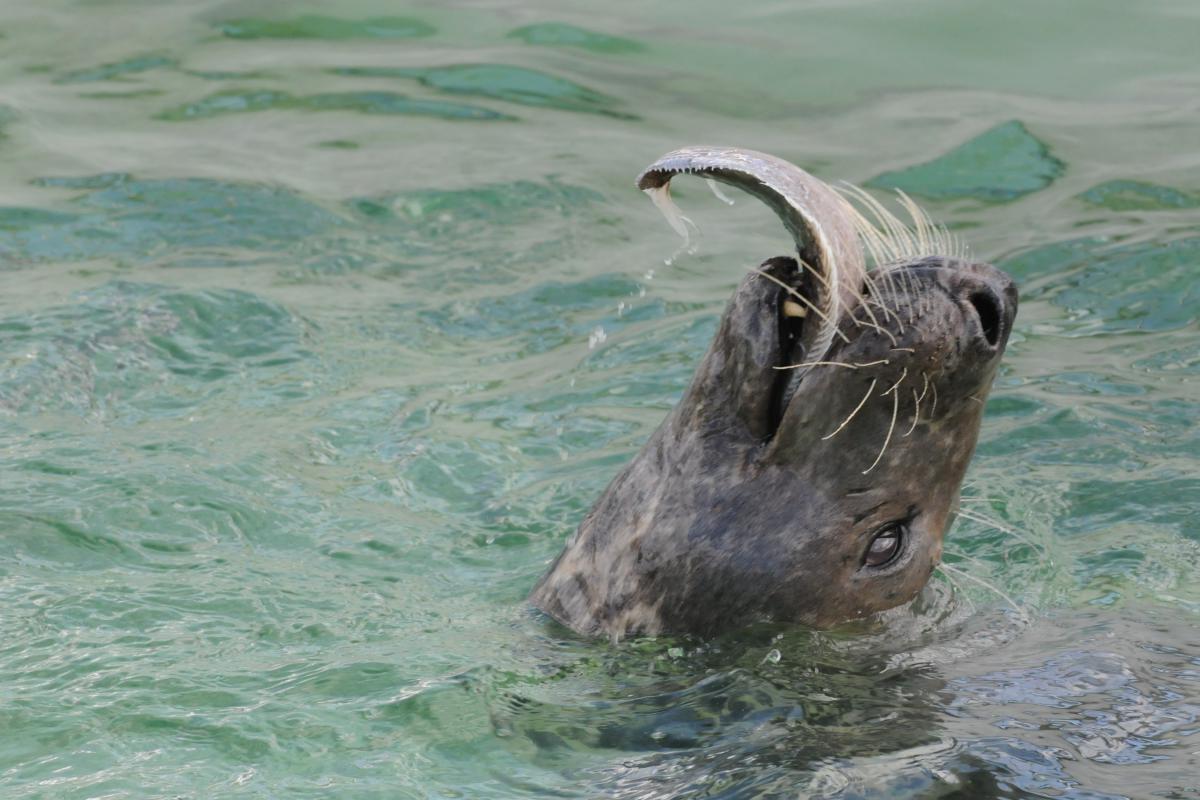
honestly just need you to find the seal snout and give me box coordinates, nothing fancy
[948,262,1017,354]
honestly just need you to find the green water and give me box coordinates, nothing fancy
[1,1,1197,797]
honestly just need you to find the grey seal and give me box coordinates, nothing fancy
[530,146,1017,640]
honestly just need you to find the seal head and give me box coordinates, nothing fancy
[530,147,1017,639]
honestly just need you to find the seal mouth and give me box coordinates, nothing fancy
[769,264,809,436]
[758,255,1018,467]
[755,255,827,440]
[635,146,1017,457]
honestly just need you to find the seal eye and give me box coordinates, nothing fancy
[864,525,903,568]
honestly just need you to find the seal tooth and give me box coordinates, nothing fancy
[782,300,808,318]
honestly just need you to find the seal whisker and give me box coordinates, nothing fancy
[836,190,908,326]
[906,269,923,320]
[833,182,968,355]
[882,367,908,396]
[751,267,851,344]
[859,265,882,295]
[897,189,961,262]
[937,561,1030,624]
[775,359,889,371]
[797,256,831,290]
[798,252,888,341]
[865,294,904,328]
[844,278,885,332]
[867,254,905,317]
[904,387,921,437]
[858,254,899,317]
[896,191,931,255]
[841,183,964,270]
[933,563,978,616]
[798,251,877,334]
[850,313,898,346]
[821,378,876,441]
[889,273,910,333]
[862,385,900,474]
[843,198,896,266]
[955,508,1049,556]
[838,183,913,265]
[864,286,902,333]
[862,278,907,337]
[871,266,904,330]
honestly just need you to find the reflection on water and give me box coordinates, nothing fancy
[1078,179,1200,212]
[332,64,636,118]
[868,120,1065,202]
[159,89,512,122]
[56,54,178,85]
[215,15,436,41]
[507,22,645,54]
[0,1,1198,798]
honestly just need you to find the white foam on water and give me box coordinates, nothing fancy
[587,326,607,349]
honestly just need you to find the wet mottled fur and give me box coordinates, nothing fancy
[531,148,1017,640]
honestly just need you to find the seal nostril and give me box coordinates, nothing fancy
[968,290,1001,347]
